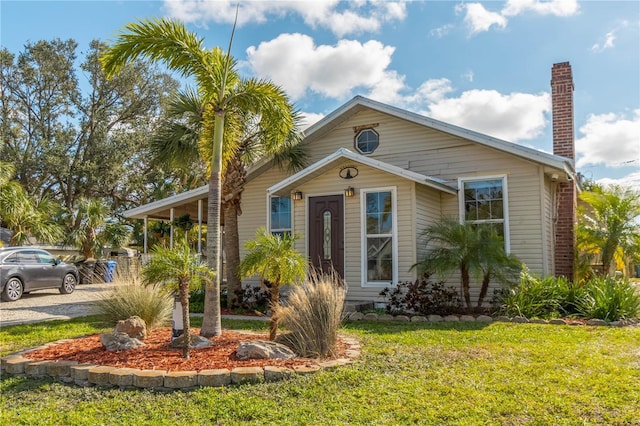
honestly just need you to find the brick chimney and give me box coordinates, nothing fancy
[551,62,576,281]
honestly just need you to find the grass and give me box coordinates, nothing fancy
[1,317,639,425]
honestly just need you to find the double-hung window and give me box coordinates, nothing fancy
[269,196,291,237]
[362,187,397,286]
[459,176,510,251]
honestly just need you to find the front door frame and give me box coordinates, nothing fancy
[305,192,346,278]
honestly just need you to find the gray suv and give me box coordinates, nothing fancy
[0,247,78,302]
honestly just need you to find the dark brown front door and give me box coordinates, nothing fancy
[309,195,344,277]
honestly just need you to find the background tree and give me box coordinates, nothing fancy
[577,184,640,277]
[239,228,307,340]
[0,161,62,246]
[142,242,213,359]
[101,19,297,337]
[1,39,178,224]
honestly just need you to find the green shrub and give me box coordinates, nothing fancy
[380,276,461,315]
[576,276,640,321]
[274,274,346,358]
[95,281,173,328]
[496,270,575,319]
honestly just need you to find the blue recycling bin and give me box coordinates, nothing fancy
[104,260,117,283]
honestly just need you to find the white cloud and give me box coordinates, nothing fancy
[576,110,640,168]
[591,31,616,52]
[456,3,507,35]
[162,0,406,37]
[300,112,325,131]
[501,0,579,17]
[596,172,640,189]
[462,70,474,82]
[424,89,551,142]
[430,24,454,38]
[246,33,396,100]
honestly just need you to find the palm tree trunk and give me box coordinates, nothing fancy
[268,282,280,341]
[179,278,191,359]
[477,272,491,308]
[200,111,224,338]
[460,263,471,311]
[223,201,242,308]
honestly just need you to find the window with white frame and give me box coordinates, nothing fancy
[460,176,509,250]
[362,188,397,286]
[269,196,291,237]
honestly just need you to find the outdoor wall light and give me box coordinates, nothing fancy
[344,186,355,197]
[292,191,303,200]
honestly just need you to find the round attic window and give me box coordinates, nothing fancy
[355,129,379,155]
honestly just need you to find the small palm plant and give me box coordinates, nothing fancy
[142,242,213,359]
[239,228,307,340]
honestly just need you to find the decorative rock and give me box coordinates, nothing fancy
[25,360,51,378]
[133,370,166,389]
[476,315,493,323]
[443,315,460,322]
[512,316,529,323]
[231,367,264,384]
[411,315,428,322]
[428,315,443,322]
[586,319,608,326]
[363,313,379,321]
[109,368,139,387]
[318,360,342,370]
[164,371,198,389]
[349,312,365,321]
[549,318,567,325]
[378,314,394,322]
[100,332,145,351]
[394,315,410,322]
[293,365,321,376]
[529,319,549,324]
[459,315,475,322]
[88,366,115,386]
[494,316,511,322]
[47,360,78,377]
[264,366,295,382]
[169,334,212,349]
[236,340,297,360]
[115,316,147,340]
[198,369,231,387]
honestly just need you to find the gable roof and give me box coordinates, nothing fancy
[298,96,575,177]
[268,148,457,196]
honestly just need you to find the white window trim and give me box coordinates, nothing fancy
[360,186,398,287]
[354,128,379,155]
[267,195,292,235]
[457,175,511,253]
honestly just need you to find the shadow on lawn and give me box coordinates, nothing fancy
[343,320,492,334]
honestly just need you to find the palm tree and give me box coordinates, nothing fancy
[414,217,519,311]
[102,19,297,337]
[0,161,62,246]
[64,198,130,259]
[239,228,307,340]
[578,184,640,276]
[142,242,213,359]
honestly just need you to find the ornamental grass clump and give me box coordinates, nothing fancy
[576,276,640,321]
[95,278,173,329]
[275,273,346,358]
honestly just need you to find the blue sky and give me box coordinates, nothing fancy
[2,0,638,186]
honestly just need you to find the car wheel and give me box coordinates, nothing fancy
[60,273,77,294]
[2,277,23,302]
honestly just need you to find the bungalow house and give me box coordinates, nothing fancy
[124,62,578,304]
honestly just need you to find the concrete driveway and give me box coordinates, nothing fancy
[0,282,116,326]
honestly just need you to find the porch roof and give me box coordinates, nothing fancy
[123,185,208,221]
[267,148,458,197]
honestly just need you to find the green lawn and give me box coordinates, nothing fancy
[1,317,639,425]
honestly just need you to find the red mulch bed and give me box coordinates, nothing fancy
[23,328,345,372]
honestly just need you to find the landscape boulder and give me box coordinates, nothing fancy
[169,334,212,349]
[115,316,147,340]
[100,332,145,351]
[236,340,297,360]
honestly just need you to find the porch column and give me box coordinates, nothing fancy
[143,216,148,254]
[169,208,175,249]
[197,199,203,255]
